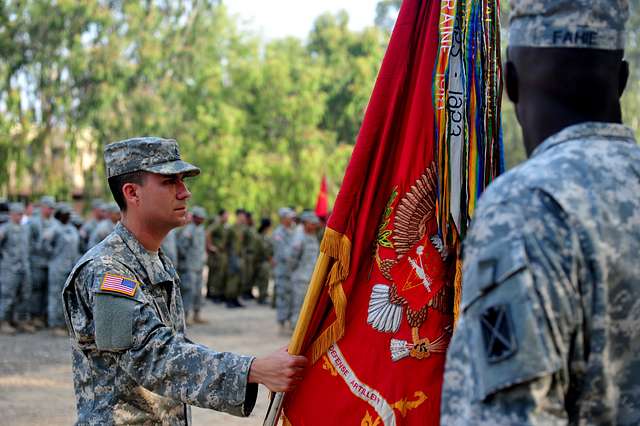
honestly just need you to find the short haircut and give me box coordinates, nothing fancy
[107,171,148,211]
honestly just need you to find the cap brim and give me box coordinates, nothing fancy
[143,160,200,177]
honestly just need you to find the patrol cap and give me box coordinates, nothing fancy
[300,211,320,225]
[104,137,200,179]
[509,0,628,50]
[9,202,25,214]
[40,195,56,208]
[278,207,296,219]
[91,198,105,209]
[55,203,73,215]
[105,202,120,214]
[192,206,207,219]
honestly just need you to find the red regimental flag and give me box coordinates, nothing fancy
[277,0,503,424]
[314,175,328,220]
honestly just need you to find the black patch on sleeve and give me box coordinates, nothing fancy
[480,304,517,363]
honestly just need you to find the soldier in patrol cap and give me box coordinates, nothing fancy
[0,202,33,334]
[28,195,56,328]
[62,137,307,424]
[441,1,640,424]
[177,206,208,324]
[288,211,320,330]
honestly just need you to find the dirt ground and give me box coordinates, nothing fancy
[0,299,290,425]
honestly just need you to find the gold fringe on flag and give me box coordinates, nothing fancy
[288,227,352,364]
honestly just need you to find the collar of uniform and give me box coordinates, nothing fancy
[531,122,636,158]
[114,222,174,286]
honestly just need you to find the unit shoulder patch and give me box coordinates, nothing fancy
[99,272,140,297]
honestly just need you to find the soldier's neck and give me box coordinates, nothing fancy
[120,214,166,252]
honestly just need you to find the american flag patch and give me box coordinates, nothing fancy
[100,273,139,297]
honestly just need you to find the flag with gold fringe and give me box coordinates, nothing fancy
[267,0,503,424]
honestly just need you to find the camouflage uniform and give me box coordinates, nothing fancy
[288,213,320,329]
[62,137,257,424]
[44,207,80,328]
[253,232,273,304]
[161,228,179,269]
[241,224,258,297]
[89,204,118,248]
[177,209,207,316]
[206,218,229,299]
[225,222,245,302]
[28,196,56,319]
[79,199,104,252]
[0,205,31,322]
[272,212,295,323]
[441,0,638,421]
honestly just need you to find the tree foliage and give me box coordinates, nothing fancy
[1,0,638,216]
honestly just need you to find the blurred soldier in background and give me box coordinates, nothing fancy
[79,199,104,252]
[288,211,320,330]
[241,211,257,301]
[206,209,230,303]
[44,203,80,336]
[253,217,273,305]
[177,207,208,324]
[224,209,247,308]
[0,203,33,334]
[161,227,179,268]
[88,202,120,248]
[28,195,56,328]
[272,207,296,330]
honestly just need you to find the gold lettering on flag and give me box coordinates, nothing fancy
[327,344,397,426]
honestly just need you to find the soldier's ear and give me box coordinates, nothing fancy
[122,182,140,207]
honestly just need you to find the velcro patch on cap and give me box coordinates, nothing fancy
[100,273,139,297]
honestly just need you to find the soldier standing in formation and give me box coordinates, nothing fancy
[177,206,208,324]
[79,199,104,253]
[160,227,179,268]
[253,217,273,305]
[288,211,320,330]
[62,137,306,424]
[272,207,296,330]
[28,195,56,328]
[88,202,120,248]
[44,203,81,336]
[441,1,640,424]
[0,203,34,334]
[206,209,230,303]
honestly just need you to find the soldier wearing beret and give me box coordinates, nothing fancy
[62,137,307,424]
[441,1,640,424]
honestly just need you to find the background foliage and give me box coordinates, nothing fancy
[1,0,638,215]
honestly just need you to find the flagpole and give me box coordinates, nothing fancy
[263,252,332,426]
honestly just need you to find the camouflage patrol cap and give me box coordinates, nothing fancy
[9,202,25,214]
[509,0,628,50]
[104,137,200,179]
[104,202,120,214]
[40,196,56,208]
[191,206,207,219]
[278,207,296,219]
[300,211,320,225]
[55,203,73,215]
[91,198,105,209]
